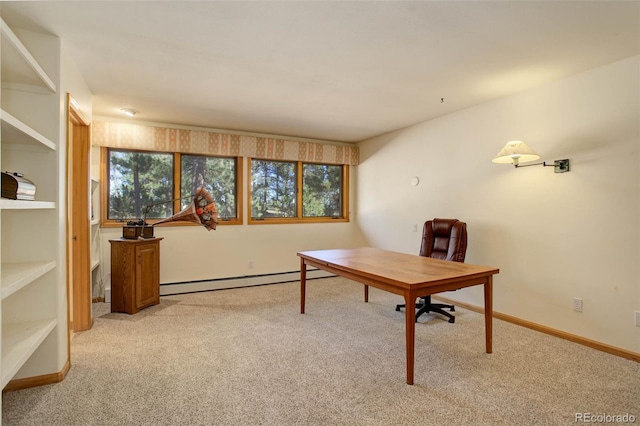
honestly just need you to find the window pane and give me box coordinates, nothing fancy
[108,150,174,220]
[251,160,297,218]
[181,155,237,219]
[303,164,343,217]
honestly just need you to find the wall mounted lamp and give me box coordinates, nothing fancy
[492,140,570,173]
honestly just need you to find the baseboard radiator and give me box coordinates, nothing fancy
[159,268,334,296]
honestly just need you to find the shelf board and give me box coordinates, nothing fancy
[0,17,56,93]
[1,261,56,300]
[90,259,99,271]
[1,319,57,388]
[91,219,100,226]
[0,199,55,210]
[1,109,56,150]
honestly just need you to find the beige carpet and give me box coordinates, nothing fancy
[3,277,639,425]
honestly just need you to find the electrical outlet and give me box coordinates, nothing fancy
[635,311,640,327]
[412,224,417,232]
[248,260,254,269]
[572,297,583,312]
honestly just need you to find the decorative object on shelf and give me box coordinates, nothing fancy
[492,140,570,173]
[1,171,36,200]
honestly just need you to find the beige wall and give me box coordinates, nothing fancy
[356,56,640,353]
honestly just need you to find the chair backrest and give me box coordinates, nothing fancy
[419,218,467,263]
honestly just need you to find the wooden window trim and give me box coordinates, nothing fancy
[247,158,349,225]
[178,153,243,226]
[100,147,243,228]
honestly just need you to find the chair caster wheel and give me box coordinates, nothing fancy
[448,317,455,323]
[450,307,455,312]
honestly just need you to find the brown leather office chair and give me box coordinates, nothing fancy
[395,218,467,323]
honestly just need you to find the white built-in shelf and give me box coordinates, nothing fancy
[1,261,56,300]
[0,199,55,210]
[1,109,56,151]
[91,177,99,194]
[91,178,99,223]
[90,259,99,271]
[1,319,57,388]
[0,17,56,93]
[0,17,62,396]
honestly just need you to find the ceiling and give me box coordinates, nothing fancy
[2,1,639,143]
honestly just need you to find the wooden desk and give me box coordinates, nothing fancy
[298,247,499,385]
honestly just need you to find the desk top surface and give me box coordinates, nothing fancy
[298,247,499,287]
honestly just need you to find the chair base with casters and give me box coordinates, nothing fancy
[395,218,466,324]
[395,295,456,323]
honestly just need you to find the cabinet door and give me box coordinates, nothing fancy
[135,243,159,309]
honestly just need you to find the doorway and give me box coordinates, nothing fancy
[66,94,92,332]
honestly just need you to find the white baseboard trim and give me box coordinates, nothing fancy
[159,269,334,296]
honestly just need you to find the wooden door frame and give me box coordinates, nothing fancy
[66,93,93,332]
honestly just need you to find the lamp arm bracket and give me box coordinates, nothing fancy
[514,159,570,173]
[514,161,552,168]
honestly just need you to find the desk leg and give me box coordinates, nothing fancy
[300,258,307,314]
[484,275,493,353]
[404,292,416,385]
[364,285,369,303]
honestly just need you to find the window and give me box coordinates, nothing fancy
[103,148,242,226]
[181,154,239,220]
[302,163,343,218]
[250,159,297,219]
[107,149,174,221]
[249,158,348,224]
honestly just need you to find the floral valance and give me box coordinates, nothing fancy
[91,121,359,166]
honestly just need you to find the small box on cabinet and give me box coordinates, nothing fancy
[122,225,154,239]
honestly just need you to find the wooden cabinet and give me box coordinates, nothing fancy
[109,238,163,314]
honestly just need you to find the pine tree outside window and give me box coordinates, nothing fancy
[104,148,242,226]
[302,163,343,218]
[181,154,239,221]
[249,158,348,224]
[107,150,174,221]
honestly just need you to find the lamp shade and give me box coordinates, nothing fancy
[492,140,541,166]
